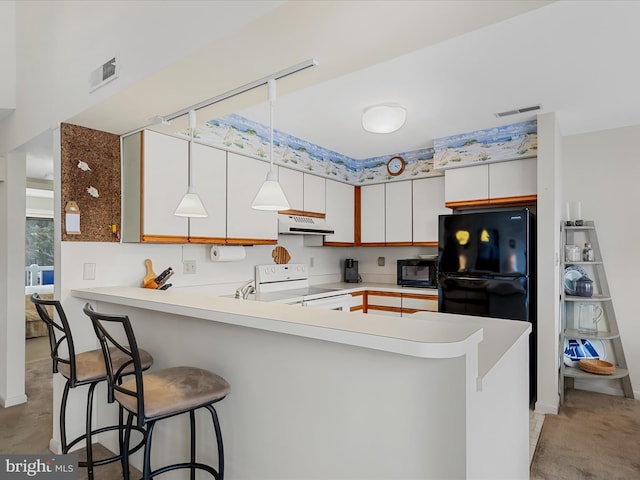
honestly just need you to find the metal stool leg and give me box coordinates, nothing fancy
[190,410,196,480]
[205,404,224,480]
[60,381,71,454]
[143,420,157,480]
[84,382,98,480]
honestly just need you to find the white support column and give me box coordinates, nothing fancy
[0,148,27,407]
[535,112,562,414]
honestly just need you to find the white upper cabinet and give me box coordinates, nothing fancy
[385,181,413,244]
[303,174,326,213]
[444,163,489,205]
[189,143,227,240]
[142,130,189,240]
[360,184,386,244]
[279,167,326,214]
[278,167,304,210]
[324,179,354,244]
[226,152,277,241]
[489,157,537,199]
[444,158,537,206]
[413,176,449,244]
[361,181,412,244]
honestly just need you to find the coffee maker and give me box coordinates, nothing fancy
[344,258,360,283]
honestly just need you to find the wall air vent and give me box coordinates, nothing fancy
[494,104,542,118]
[89,56,119,92]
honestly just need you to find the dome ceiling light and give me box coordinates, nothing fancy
[362,103,407,134]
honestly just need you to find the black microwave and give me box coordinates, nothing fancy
[397,258,438,288]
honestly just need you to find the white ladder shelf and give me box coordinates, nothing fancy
[560,221,633,402]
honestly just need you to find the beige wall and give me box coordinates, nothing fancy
[563,125,640,396]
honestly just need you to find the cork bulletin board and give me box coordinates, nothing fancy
[60,123,121,242]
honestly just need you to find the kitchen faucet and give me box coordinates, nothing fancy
[235,279,256,300]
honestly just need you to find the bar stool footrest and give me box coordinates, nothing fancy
[64,424,146,467]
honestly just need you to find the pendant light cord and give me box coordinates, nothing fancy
[268,79,276,173]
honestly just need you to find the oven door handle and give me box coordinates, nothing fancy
[302,294,355,311]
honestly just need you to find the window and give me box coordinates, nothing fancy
[25,217,54,269]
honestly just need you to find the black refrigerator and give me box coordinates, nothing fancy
[438,208,536,401]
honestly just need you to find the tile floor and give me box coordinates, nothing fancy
[529,409,545,464]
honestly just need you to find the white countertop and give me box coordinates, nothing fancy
[71,286,479,361]
[208,282,438,304]
[71,286,530,384]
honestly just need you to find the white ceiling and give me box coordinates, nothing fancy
[27,1,640,178]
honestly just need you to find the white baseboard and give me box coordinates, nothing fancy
[1,393,28,407]
[49,438,62,454]
[534,401,558,415]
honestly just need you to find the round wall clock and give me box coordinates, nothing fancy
[386,156,406,176]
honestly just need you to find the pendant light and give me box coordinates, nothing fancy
[175,110,208,217]
[251,79,290,211]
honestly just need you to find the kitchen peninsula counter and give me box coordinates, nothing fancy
[70,286,531,479]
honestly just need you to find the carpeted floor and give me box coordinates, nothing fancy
[531,389,640,479]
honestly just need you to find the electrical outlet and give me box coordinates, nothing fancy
[309,257,315,268]
[378,257,385,267]
[83,263,96,280]
[183,260,196,274]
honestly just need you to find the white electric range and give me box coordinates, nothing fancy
[255,263,356,311]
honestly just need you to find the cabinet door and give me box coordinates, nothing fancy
[361,184,386,244]
[324,179,354,244]
[489,158,537,199]
[402,294,438,315]
[303,174,326,214]
[366,292,402,317]
[413,176,450,244]
[142,130,189,241]
[278,167,304,211]
[226,153,277,242]
[444,164,489,205]
[189,143,227,241]
[385,181,413,244]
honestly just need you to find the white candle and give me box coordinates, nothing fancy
[577,201,582,220]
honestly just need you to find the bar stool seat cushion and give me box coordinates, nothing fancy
[58,347,154,383]
[115,366,230,419]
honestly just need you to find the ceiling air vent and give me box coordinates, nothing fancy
[494,104,542,118]
[89,56,119,92]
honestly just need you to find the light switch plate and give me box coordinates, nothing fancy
[183,260,196,274]
[378,257,385,267]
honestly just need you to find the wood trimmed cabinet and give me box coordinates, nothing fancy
[324,179,355,246]
[122,130,277,245]
[278,167,326,215]
[444,158,537,209]
[357,290,438,316]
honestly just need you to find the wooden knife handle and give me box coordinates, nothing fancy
[142,258,159,289]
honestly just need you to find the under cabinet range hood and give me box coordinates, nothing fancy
[278,214,335,235]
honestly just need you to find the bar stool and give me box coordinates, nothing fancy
[31,293,153,480]
[83,303,230,480]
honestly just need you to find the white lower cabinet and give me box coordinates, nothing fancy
[401,294,438,315]
[366,291,402,317]
[324,179,354,244]
[226,152,277,242]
